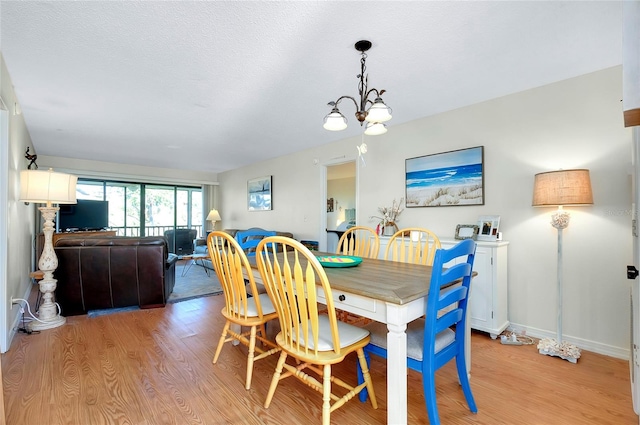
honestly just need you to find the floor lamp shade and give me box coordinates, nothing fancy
[532,169,593,207]
[20,169,77,206]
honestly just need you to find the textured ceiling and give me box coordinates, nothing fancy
[0,1,623,174]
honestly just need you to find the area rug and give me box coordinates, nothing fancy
[167,261,223,303]
[88,306,140,318]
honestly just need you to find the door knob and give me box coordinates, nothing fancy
[628,265,639,280]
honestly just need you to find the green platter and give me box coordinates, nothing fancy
[315,255,363,268]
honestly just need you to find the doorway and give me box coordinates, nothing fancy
[324,161,356,253]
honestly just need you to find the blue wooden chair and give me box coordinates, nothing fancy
[357,239,477,424]
[235,228,276,257]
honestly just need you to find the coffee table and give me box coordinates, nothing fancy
[178,254,211,277]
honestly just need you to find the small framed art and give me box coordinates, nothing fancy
[248,176,272,211]
[477,215,500,241]
[455,224,479,240]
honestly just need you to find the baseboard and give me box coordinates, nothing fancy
[508,322,630,360]
[7,283,35,352]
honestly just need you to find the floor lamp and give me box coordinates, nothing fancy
[532,169,593,363]
[20,168,77,330]
[206,209,221,233]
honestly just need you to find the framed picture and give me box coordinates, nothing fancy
[477,215,500,241]
[405,146,484,207]
[248,176,272,211]
[455,224,479,240]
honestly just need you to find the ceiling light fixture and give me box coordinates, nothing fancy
[323,40,392,136]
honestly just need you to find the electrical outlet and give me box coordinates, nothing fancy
[508,325,527,336]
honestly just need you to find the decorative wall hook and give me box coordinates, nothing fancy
[25,147,38,170]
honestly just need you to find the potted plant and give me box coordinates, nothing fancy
[371,198,404,236]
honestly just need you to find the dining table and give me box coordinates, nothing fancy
[248,251,472,425]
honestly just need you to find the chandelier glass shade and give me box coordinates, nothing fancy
[364,122,387,136]
[323,40,392,135]
[323,108,348,131]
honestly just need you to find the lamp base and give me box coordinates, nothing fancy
[28,314,66,331]
[537,337,581,363]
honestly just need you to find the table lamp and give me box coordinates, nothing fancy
[20,168,77,330]
[532,169,593,363]
[206,209,221,232]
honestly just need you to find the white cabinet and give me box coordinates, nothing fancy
[378,236,509,338]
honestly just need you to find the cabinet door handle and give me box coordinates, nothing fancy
[338,294,346,301]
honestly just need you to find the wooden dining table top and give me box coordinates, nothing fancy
[249,251,435,306]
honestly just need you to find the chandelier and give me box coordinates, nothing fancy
[323,40,392,136]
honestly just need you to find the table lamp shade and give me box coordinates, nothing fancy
[20,169,78,204]
[532,169,593,207]
[206,209,221,222]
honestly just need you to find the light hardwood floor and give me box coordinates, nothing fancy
[1,293,637,424]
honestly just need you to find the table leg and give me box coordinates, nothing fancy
[181,259,195,277]
[195,258,210,276]
[386,320,408,425]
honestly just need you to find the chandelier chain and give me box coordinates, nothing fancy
[358,52,368,110]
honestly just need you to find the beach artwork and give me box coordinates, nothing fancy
[405,146,484,207]
[248,176,272,211]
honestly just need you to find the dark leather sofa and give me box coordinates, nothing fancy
[54,236,179,316]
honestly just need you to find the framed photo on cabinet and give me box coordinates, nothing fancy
[477,215,500,241]
[455,224,479,240]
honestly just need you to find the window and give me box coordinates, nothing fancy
[72,179,202,250]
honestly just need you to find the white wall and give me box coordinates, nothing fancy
[0,56,39,353]
[218,66,632,358]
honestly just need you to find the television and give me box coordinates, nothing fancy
[58,199,109,232]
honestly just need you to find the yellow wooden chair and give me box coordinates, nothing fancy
[336,226,380,259]
[256,236,377,425]
[335,226,379,324]
[384,227,441,266]
[207,231,280,390]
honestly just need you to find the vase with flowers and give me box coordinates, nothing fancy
[371,198,404,236]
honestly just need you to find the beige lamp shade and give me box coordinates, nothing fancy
[206,209,221,222]
[20,168,78,204]
[532,169,593,207]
